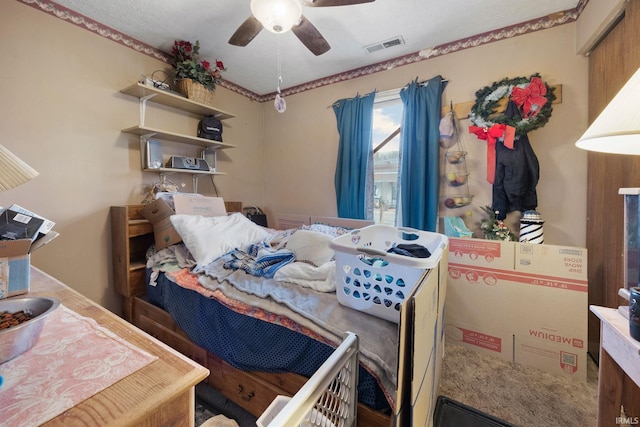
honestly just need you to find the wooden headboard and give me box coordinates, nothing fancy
[111,205,154,320]
[275,213,374,230]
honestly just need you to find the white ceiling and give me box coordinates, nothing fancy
[49,0,581,96]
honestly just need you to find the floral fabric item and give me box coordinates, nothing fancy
[0,305,157,426]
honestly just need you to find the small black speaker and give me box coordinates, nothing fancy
[145,140,163,169]
[243,207,267,227]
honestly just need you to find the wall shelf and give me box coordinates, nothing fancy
[122,125,236,149]
[144,167,226,176]
[120,82,236,186]
[120,83,235,120]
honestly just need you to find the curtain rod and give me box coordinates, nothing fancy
[329,90,376,109]
[419,77,448,86]
[329,77,448,108]
[377,77,448,97]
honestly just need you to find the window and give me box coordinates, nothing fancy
[372,92,403,226]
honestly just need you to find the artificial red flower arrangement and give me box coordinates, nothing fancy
[170,40,226,92]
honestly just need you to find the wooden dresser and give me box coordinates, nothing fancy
[590,305,640,426]
[22,267,209,426]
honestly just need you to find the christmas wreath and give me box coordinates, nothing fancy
[468,73,556,138]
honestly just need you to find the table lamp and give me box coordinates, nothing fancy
[575,67,640,154]
[0,145,39,192]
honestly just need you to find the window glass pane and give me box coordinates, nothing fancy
[372,97,402,226]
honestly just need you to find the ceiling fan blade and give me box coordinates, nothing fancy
[228,15,263,46]
[299,0,375,7]
[291,15,330,56]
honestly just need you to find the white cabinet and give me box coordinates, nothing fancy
[120,83,236,185]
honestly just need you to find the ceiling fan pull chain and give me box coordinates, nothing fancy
[277,40,282,93]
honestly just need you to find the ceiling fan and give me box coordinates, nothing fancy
[228,0,375,56]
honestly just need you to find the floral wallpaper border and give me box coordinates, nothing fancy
[18,0,584,103]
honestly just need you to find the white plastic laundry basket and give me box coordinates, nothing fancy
[329,225,448,323]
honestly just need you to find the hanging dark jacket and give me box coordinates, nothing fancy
[492,101,539,220]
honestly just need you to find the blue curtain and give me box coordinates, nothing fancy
[333,92,375,219]
[399,76,447,231]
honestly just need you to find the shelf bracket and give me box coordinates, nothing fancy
[139,93,158,126]
[193,175,205,193]
[139,132,158,141]
[159,171,177,181]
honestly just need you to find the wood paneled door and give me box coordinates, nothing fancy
[586,0,640,363]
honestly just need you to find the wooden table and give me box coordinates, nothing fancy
[590,305,640,426]
[24,266,209,426]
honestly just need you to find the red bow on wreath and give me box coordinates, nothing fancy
[510,77,548,118]
[469,124,515,184]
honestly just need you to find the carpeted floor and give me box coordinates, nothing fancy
[438,342,599,427]
[195,342,599,427]
[195,383,258,427]
[195,399,219,426]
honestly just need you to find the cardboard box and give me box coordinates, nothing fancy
[395,261,445,427]
[433,251,448,409]
[409,269,439,426]
[515,243,587,281]
[172,194,226,216]
[444,320,515,363]
[515,336,587,377]
[445,237,588,381]
[448,238,516,270]
[0,231,59,298]
[140,194,227,249]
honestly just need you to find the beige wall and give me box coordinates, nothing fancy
[0,2,263,312]
[1,1,588,314]
[263,23,589,248]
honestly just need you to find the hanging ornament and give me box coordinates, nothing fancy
[274,77,286,113]
[274,41,286,113]
[439,101,456,149]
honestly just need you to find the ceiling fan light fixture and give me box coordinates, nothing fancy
[251,0,302,34]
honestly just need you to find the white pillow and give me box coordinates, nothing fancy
[170,213,271,266]
[286,230,335,267]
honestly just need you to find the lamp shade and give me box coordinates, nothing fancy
[0,145,39,192]
[251,0,302,33]
[576,67,640,154]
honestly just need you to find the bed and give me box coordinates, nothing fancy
[110,204,447,427]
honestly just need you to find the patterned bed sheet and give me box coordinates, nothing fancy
[146,268,394,412]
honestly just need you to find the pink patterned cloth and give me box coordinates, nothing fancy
[0,304,157,426]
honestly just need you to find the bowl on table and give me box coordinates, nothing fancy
[0,297,60,364]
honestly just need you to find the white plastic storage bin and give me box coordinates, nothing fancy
[329,225,448,323]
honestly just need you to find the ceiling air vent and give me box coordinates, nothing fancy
[364,36,405,54]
